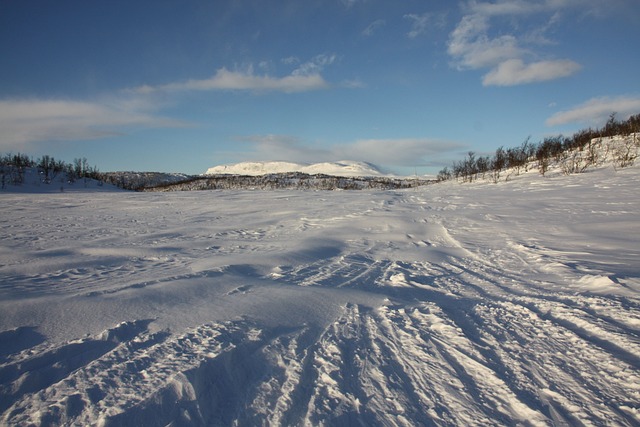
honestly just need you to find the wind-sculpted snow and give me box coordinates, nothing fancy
[1,165,639,425]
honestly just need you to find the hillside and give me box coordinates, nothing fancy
[0,167,121,193]
[1,155,638,425]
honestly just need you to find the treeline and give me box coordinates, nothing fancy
[144,172,434,192]
[438,113,640,183]
[0,153,101,189]
[99,171,193,191]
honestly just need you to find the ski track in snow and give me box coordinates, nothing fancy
[1,166,639,426]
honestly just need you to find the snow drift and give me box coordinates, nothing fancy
[1,160,639,426]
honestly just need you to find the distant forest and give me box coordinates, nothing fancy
[437,113,640,183]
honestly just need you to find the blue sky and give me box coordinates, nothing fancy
[1,0,639,175]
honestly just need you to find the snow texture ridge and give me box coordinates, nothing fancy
[1,162,639,426]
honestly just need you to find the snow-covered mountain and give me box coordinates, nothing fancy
[204,160,388,177]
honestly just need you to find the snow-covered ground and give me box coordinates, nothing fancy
[204,160,389,177]
[1,163,639,426]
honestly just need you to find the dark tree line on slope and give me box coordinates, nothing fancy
[437,113,640,183]
[0,154,101,189]
[144,172,433,192]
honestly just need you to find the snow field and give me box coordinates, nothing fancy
[1,162,639,425]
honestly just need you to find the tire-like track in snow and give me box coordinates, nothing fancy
[1,168,639,426]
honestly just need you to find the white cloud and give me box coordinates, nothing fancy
[292,54,337,77]
[467,0,547,18]
[546,96,640,126]
[134,55,337,95]
[281,56,300,65]
[336,138,462,166]
[523,12,562,45]
[447,0,583,85]
[234,134,331,163]
[340,0,366,8]
[135,68,330,94]
[404,13,431,39]
[362,19,385,37]
[465,0,608,19]
[341,79,366,89]
[0,98,185,150]
[234,135,462,167]
[482,58,581,86]
[404,12,447,39]
[448,14,522,70]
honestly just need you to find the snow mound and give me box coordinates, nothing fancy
[204,160,388,177]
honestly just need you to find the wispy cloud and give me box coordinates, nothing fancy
[340,0,366,9]
[134,68,329,94]
[134,55,337,95]
[233,134,331,164]
[362,19,385,37]
[340,79,366,89]
[0,98,185,150]
[447,0,585,86]
[233,134,463,167]
[448,14,520,70]
[482,58,581,86]
[404,12,447,39]
[546,96,640,126]
[404,13,432,39]
[0,52,342,150]
[281,56,300,65]
[292,54,337,77]
[335,138,463,166]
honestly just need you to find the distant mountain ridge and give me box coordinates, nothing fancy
[204,160,389,177]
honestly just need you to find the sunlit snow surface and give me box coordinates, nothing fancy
[1,166,639,426]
